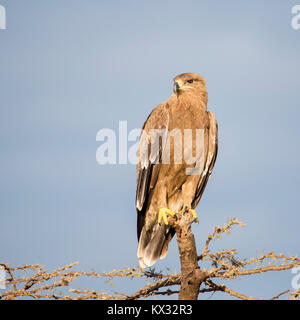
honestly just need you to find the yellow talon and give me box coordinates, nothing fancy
[158,208,175,225]
[180,206,199,223]
[190,209,199,223]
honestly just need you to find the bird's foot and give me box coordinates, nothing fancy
[190,208,199,223]
[181,206,199,223]
[158,208,176,225]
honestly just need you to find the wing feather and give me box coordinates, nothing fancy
[192,111,218,208]
[136,103,170,239]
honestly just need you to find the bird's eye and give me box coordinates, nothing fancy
[187,79,193,84]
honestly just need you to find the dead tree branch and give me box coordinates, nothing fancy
[1,218,299,300]
[168,209,208,300]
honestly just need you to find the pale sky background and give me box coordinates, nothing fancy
[0,0,299,299]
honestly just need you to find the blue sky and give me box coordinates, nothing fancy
[0,0,299,299]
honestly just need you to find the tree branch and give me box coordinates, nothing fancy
[1,218,299,300]
[169,209,208,300]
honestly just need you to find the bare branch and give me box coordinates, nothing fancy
[0,218,298,300]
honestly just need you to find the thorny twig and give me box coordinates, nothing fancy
[0,218,299,300]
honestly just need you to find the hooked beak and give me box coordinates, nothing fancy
[174,81,180,93]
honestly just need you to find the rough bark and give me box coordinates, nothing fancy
[169,210,208,300]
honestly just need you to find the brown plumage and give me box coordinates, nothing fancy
[136,73,218,268]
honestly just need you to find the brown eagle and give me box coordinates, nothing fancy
[136,73,218,268]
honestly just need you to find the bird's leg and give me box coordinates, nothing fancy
[158,208,176,225]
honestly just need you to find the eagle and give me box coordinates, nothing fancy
[136,73,218,268]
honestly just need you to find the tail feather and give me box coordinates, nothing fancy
[137,224,175,268]
[159,228,175,259]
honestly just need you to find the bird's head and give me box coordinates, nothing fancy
[173,73,207,102]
